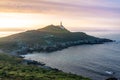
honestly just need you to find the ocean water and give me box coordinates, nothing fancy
[24,31,120,80]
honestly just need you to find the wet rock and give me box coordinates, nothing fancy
[106,77,118,80]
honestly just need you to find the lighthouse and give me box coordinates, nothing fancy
[60,21,65,29]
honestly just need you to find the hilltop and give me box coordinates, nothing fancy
[38,24,70,33]
[0,24,112,54]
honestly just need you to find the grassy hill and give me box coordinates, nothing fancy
[0,25,112,53]
[0,53,91,80]
[38,25,70,33]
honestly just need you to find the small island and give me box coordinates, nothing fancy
[0,23,113,54]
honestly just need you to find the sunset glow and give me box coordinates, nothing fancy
[0,0,120,33]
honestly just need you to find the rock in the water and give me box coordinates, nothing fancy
[105,71,115,75]
[106,77,118,80]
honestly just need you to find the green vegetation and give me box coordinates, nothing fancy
[0,25,112,53]
[0,53,91,80]
[38,25,70,33]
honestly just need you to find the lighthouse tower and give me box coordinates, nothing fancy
[60,21,65,29]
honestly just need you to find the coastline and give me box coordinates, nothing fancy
[20,56,61,71]
[0,40,115,80]
[14,39,113,55]
[19,52,116,80]
[20,41,119,80]
[0,53,91,80]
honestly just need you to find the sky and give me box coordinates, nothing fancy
[0,0,120,32]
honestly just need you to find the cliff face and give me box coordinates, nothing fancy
[0,25,113,54]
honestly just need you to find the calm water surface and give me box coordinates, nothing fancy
[24,31,120,80]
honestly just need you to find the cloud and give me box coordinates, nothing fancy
[0,0,120,31]
[0,0,120,18]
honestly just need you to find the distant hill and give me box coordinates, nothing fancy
[0,24,112,54]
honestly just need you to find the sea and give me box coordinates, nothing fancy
[3,31,120,80]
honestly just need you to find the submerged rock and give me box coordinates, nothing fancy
[106,77,118,80]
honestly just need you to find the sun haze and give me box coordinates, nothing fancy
[0,0,120,32]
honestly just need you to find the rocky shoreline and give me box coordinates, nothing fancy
[14,39,117,80]
[18,55,62,72]
[14,38,113,55]
[18,54,118,80]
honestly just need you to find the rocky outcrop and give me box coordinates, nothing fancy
[106,77,118,80]
[15,38,113,54]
